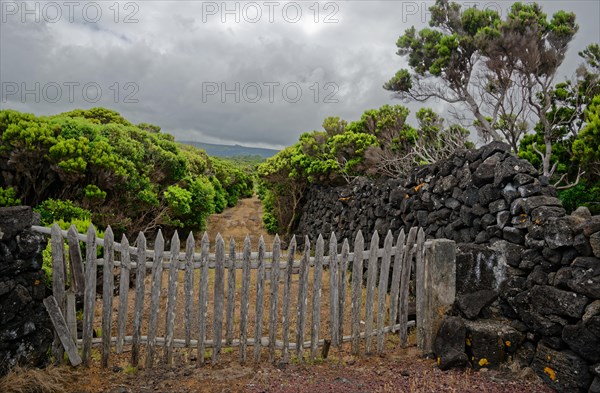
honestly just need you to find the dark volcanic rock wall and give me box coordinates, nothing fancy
[295,142,600,392]
[0,206,52,375]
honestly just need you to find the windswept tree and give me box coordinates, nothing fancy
[384,0,578,179]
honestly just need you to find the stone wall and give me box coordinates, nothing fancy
[295,142,600,392]
[0,206,52,375]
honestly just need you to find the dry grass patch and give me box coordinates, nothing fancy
[0,366,75,393]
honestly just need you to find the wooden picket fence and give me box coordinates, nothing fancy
[33,224,437,369]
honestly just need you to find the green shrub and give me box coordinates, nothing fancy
[0,186,21,207]
[34,199,91,226]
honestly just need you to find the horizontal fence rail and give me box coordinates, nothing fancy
[36,224,439,369]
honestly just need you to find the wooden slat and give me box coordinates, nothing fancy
[239,236,251,363]
[116,234,130,354]
[184,232,195,347]
[145,230,164,369]
[212,234,225,365]
[43,296,82,367]
[253,236,266,362]
[388,230,405,333]
[310,234,324,359]
[226,238,236,345]
[296,236,310,360]
[268,235,281,362]
[415,228,426,351]
[75,321,416,351]
[165,232,180,367]
[131,232,146,367]
[67,225,85,296]
[364,231,379,354]
[197,232,210,366]
[282,235,296,362]
[66,292,76,344]
[101,226,115,368]
[351,231,364,355]
[376,231,393,354]
[51,224,66,364]
[338,239,349,348]
[399,227,418,347]
[82,224,97,367]
[328,233,339,347]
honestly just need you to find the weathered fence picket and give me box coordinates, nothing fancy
[338,238,349,348]
[165,232,180,366]
[82,225,97,367]
[130,232,146,366]
[101,226,114,368]
[296,236,310,359]
[226,238,236,345]
[197,233,209,365]
[376,231,393,354]
[253,236,266,362]
[268,235,281,362]
[282,236,296,362]
[145,230,164,368]
[239,236,251,363]
[310,234,324,359]
[351,231,364,355]
[38,223,452,370]
[116,234,130,354]
[364,231,379,354]
[184,232,195,347]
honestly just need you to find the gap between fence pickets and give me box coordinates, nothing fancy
[76,321,416,351]
[31,225,430,269]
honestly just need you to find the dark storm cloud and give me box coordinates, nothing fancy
[1,1,598,149]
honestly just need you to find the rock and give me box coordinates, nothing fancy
[456,244,506,295]
[479,184,501,206]
[573,233,593,256]
[591,232,600,258]
[531,343,593,393]
[584,301,600,321]
[590,377,600,393]
[562,318,600,363]
[531,206,567,225]
[524,196,563,213]
[491,240,524,268]
[572,206,592,221]
[465,319,523,369]
[545,217,574,249]
[494,156,535,186]
[489,199,507,214]
[567,257,600,299]
[503,227,525,245]
[529,285,589,319]
[473,154,503,187]
[582,217,600,237]
[0,206,32,240]
[433,316,469,370]
[457,289,498,319]
[497,211,511,229]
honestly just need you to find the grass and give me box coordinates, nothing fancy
[0,366,74,393]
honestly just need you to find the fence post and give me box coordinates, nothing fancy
[416,238,456,356]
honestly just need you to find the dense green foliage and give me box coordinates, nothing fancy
[0,107,253,234]
[258,105,471,234]
[0,186,21,207]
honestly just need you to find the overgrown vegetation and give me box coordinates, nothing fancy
[258,106,472,234]
[0,107,254,234]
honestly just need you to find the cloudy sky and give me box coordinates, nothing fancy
[1,1,599,149]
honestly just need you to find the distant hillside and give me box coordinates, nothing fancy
[180,141,279,158]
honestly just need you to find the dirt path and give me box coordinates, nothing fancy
[204,196,275,248]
